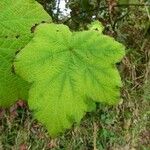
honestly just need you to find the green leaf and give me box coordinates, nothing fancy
[15,23,125,136]
[0,0,51,107]
[0,0,51,36]
[0,37,30,107]
[88,21,104,33]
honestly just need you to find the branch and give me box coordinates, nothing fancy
[114,3,150,7]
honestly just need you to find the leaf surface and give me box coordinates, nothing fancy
[15,23,125,136]
[0,0,51,107]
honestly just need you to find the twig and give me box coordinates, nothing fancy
[93,121,98,150]
[144,2,150,83]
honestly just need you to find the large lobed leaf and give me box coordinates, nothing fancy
[15,23,125,136]
[0,0,51,107]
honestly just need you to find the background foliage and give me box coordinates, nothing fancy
[0,0,149,149]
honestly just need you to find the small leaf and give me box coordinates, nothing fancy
[15,23,125,136]
[88,21,104,33]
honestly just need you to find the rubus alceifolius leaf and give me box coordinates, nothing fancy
[0,0,51,107]
[15,22,125,137]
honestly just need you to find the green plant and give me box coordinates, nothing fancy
[0,0,125,137]
[0,0,51,107]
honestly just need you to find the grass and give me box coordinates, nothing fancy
[0,1,150,150]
